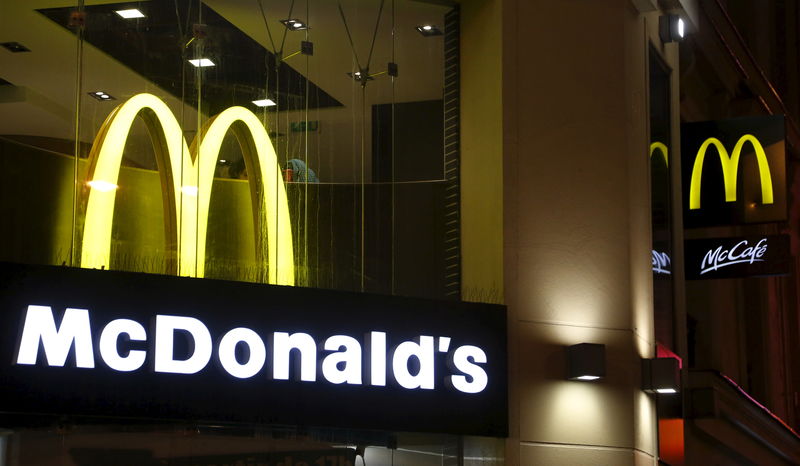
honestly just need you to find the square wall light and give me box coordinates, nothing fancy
[566,343,605,381]
[642,357,680,394]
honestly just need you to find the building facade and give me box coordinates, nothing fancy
[1,0,800,465]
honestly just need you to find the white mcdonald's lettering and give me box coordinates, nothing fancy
[689,135,773,210]
[81,93,294,285]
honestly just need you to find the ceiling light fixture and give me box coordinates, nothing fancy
[280,19,309,30]
[88,91,116,101]
[188,58,215,68]
[1,42,31,53]
[347,71,374,83]
[252,98,276,107]
[416,25,442,37]
[115,9,145,19]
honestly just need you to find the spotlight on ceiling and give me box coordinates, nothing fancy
[280,19,309,30]
[347,71,374,83]
[252,98,276,107]
[659,14,685,43]
[115,9,145,19]
[416,24,442,37]
[188,58,215,68]
[1,42,31,53]
[566,343,606,382]
[88,91,116,101]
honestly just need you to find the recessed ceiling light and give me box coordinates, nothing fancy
[188,58,215,67]
[1,42,31,53]
[252,98,276,107]
[416,25,442,37]
[88,91,116,101]
[115,9,145,19]
[280,19,309,30]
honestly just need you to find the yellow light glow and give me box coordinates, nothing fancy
[689,135,773,210]
[649,142,668,167]
[81,93,294,285]
[192,106,294,284]
[87,180,119,192]
[181,186,198,196]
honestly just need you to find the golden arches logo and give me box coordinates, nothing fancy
[81,93,294,285]
[688,135,773,210]
[649,142,669,167]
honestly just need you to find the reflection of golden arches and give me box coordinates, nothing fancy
[81,93,294,285]
[649,142,669,167]
[689,135,773,210]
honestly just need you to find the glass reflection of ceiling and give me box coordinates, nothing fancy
[37,1,343,114]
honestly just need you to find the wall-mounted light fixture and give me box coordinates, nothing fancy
[642,357,680,394]
[566,343,605,381]
[659,14,685,43]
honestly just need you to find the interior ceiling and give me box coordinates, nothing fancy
[0,0,449,141]
[38,1,344,113]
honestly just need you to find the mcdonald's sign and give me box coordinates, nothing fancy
[79,93,294,285]
[681,115,786,228]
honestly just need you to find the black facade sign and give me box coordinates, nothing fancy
[0,262,508,437]
[684,235,790,280]
[681,115,786,228]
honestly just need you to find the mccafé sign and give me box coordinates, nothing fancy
[681,115,786,228]
[684,235,790,280]
[81,93,294,284]
[0,262,508,436]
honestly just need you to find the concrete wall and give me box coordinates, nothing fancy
[460,0,659,463]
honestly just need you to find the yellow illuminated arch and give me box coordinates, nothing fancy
[649,142,669,167]
[193,107,294,284]
[688,135,773,210]
[81,93,294,285]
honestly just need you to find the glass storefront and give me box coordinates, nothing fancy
[0,0,461,299]
[0,1,500,464]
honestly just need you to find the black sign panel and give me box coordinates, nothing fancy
[684,235,790,280]
[0,262,507,437]
[682,115,786,228]
[69,448,356,466]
